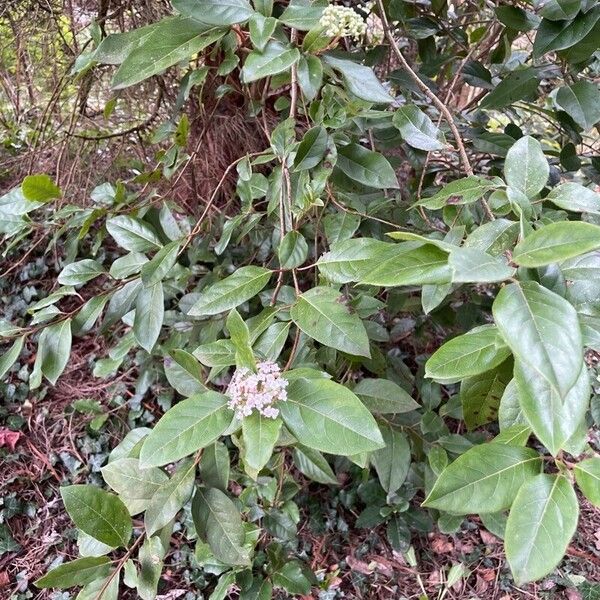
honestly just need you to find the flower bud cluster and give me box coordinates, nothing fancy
[319,4,367,40]
[226,360,288,419]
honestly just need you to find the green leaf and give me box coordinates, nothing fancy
[546,183,600,214]
[239,577,272,600]
[423,443,542,514]
[242,413,282,473]
[140,392,234,467]
[164,349,208,397]
[21,174,60,202]
[504,136,548,199]
[0,336,24,381]
[492,281,583,399]
[94,22,157,64]
[336,144,399,189]
[278,231,309,269]
[294,126,327,171]
[32,319,72,387]
[506,474,578,583]
[494,424,531,446]
[297,55,323,101]
[290,286,370,357]
[192,487,251,566]
[495,5,540,30]
[187,266,272,316]
[556,81,600,130]
[353,378,419,413]
[279,2,325,30]
[173,0,254,24]
[103,279,142,329]
[137,536,165,600]
[110,252,149,279]
[449,247,515,283]
[106,216,162,252]
[193,339,237,367]
[514,359,589,456]
[280,377,384,455]
[464,219,519,257]
[141,241,180,286]
[392,104,446,151]
[242,41,300,83]
[144,460,196,536]
[539,0,582,21]
[249,14,277,51]
[101,458,168,514]
[227,308,255,370]
[479,67,540,109]
[292,445,338,485]
[371,424,411,496]
[253,322,290,361]
[73,296,109,335]
[574,457,600,507]
[58,259,105,286]
[273,561,311,595]
[322,55,393,104]
[513,221,600,267]
[35,557,111,589]
[461,360,512,430]
[134,282,164,353]
[200,442,230,491]
[61,485,132,547]
[414,176,501,209]
[426,325,511,383]
[533,7,600,58]
[113,17,225,88]
[75,572,119,600]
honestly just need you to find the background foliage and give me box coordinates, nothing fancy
[1,0,600,598]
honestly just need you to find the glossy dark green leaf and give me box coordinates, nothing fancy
[292,445,338,485]
[539,0,582,21]
[134,282,164,353]
[556,81,600,130]
[423,443,542,514]
[140,392,233,467]
[61,485,132,547]
[290,286,370,357]
[479,68,540,109]
[371,424,411,496]
[336,144,399,189]
[242,41,300,83]
[141,241,180,286]
[173,0,254,25]
[280,377,384,455]
[353,378,419,413]
[58,259,105,286]
[106,216,162,252]
[164,349,208,397]
[200,441,230,491]
[392,104,446,151]
[294,126,327,171]
[504,136,548,199]
[278,231,309,269]
[242,413,282,473]
[414,176,501,209]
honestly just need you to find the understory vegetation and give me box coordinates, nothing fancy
[1,0,600,598]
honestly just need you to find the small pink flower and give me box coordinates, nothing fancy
[226,361,288,419]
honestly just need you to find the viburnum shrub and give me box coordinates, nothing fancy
[1,0,600,596]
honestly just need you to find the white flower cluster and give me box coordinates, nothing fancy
[226,361,288,419]
[319,4,367,40]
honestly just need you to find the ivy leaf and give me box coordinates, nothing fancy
[21,174,60,202]
[371,424,411,496]
[353,378,419,414]
[35,557,111,589]
[335,144,399,189]
[173,0,254,25]
[506,474,578,583]
[425,325,511,383]
[106,216,162,252]
[280,377,384,455]
[134,282,164,353]
[187,266,272,316]
[292,445,338,485]
[192,487,251,566]
[574,457,600,507]
[423,443,542,514]
[144,460,196,536]
[242,41,300,83]
[504,136,548,199]
[113,18,225,88]
[58,259,105,286]
[242,413,282,473]
[546,183,600,214]
[323,55,394,104]
[512,221,600,267]
[290,286,370,357]
[492,281,583,399]
[61,485,132,547]
[556,81,600,130]
[392,105,446,151]
[140,392,234,467]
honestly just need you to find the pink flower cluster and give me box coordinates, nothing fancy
[226,360,288,419]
